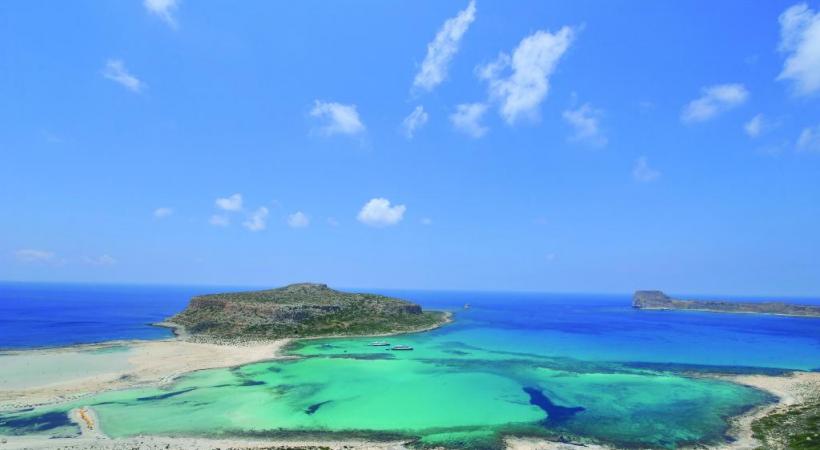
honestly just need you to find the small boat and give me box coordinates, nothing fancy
[369,341,390,346]
[463,303,471,309]
[390,345,414,351]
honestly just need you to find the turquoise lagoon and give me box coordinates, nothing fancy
[2,288,820,449]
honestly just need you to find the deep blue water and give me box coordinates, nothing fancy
[0,282,204,348]
[2,283,819,371]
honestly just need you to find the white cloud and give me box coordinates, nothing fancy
[357,198,406,227]
[215,193,243,211]
[153,207,173,219]
[744,114,765,137]
[144,0,179,28]
[797,124,820,152]
[14,249,56,264]
[420,217,433,225]
[287,211,310,228]
[402,106,429,139]
[209,215,230,227]
[562,103,607,147]
[778,3,820,96]
[243,207,269,231]
[310,101,365,136]
[478,27,575,124]
[102,60,144,93]
[450,102,488,138]
[632,156,661,183]
[681,84,749,123]
[413,0,476,92]
[84,254,117,266]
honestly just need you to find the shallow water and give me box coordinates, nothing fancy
[1,286,819,448]
[0,323,775,449]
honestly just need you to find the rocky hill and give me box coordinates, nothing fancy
[633,290,820,318]
[167,283,449,340]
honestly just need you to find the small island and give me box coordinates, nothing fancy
[166,282,450,340]
[633,290,820,318]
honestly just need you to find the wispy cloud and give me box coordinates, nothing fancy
[413,0,476,92]
[778,3,820,96]
[744,114,765,138]
[144,0,179,28]
[83,254,117,266]
[478,27,575,124]
[215,193,243,211]
[153,207,173,219]
[402,106,429,139]
[358,198,406,227]
[632,156,661,183]
[243,207,269,231]
[287,211,310,228]
[209,215,230,227]
[310,101,365,136]
[681,84,748,123]
[102,60,144,93]
[450,102,488,138]
[797,124,820,152]
[14,249,56,264]
[563,103,607,147]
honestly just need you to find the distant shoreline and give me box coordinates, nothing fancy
[633,290,820,318]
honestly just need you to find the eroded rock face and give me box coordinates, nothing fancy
[169,283,442,340]
[632,290,672,308]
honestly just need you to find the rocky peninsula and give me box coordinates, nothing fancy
[633,290,820,318]
[166,283,450,341]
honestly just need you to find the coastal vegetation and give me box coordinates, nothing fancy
[752,392,820,449]
[168,283,449,340]
[633,290,820,318]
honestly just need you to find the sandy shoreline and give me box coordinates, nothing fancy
[0,311,453,413]
[0,338,290,411]
[1,314,815,450]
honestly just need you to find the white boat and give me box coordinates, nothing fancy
[390,345,413,351]
[369,341,390,346]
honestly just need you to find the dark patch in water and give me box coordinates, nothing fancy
[523,387,585,423]
[241,379,266,386]
[325,353,395,360]
[622,362,791,376]
[137,387,197,401]
[443,349,470,355]
[267,366,283,373]
[0,411,76,434]
[305,400,332,415]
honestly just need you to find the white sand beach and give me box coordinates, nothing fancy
[0,338,289,411]
[1,335,817,450]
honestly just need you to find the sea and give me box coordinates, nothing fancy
[1,282,820,449]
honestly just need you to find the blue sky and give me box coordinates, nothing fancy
[1,0,819,296]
